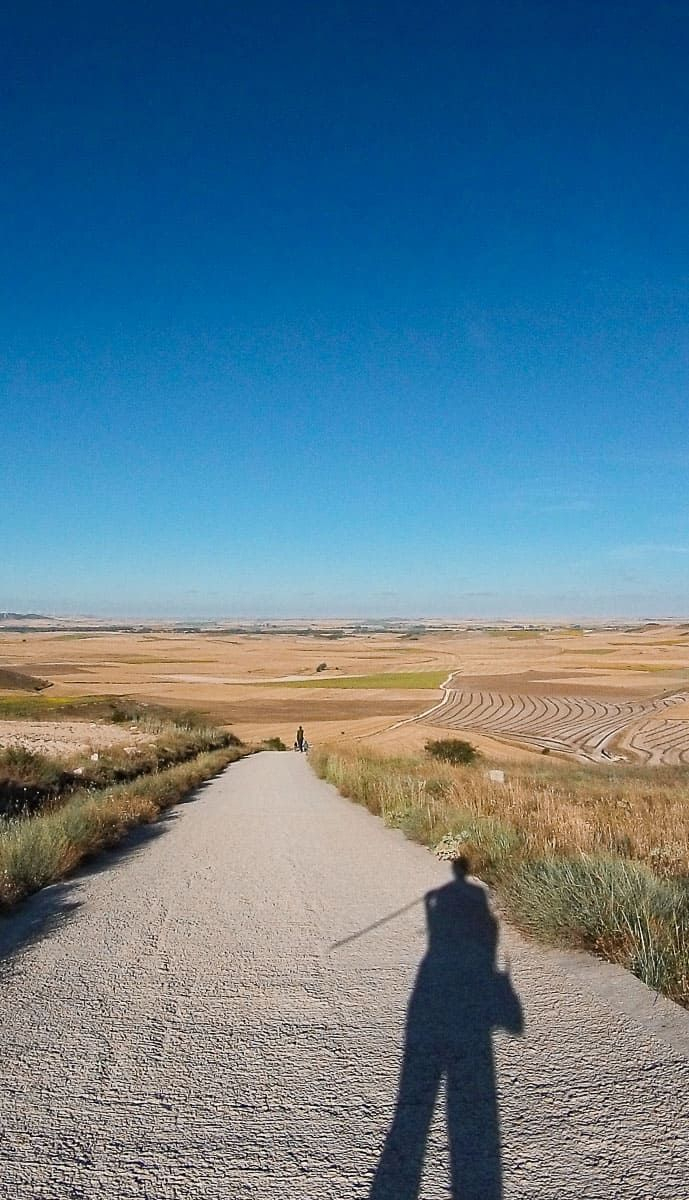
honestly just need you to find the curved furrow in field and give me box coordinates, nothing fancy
[545,696,588,738]
[548,696,587,732]
[433,690,485,727]
[429,690,575,754]
[626,718,689,766]
[574,703,642,748]
[486,691,529,730]
[453,690,491,724]
[422,685,689,764]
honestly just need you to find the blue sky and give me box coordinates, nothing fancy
[2,1,688,619]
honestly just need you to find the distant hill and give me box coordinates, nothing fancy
[0,612,46,620]
[0,667,51,692]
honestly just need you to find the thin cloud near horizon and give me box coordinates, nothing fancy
[609,544,689,559]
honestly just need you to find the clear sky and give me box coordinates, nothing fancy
[2,1,688,619]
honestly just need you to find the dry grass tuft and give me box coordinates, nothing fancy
[313,745,689,1006]
[0,717,239,819]
[0,701,249,908]
[0,746,244,908]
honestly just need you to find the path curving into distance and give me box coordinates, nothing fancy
[1,753,688,1198]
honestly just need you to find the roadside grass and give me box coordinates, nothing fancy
[312,746,689,1007]
[0,747,68,813]
[273,670,447,689]
[0,745,244,908]
[0,709,239,818]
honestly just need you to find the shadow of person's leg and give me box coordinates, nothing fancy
[446,1042,502,1200]
[369,1048,441,1200]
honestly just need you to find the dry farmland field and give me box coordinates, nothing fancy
[1,618,689,764]
[425,680,689,764]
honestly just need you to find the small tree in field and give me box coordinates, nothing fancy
[425,738,478,765]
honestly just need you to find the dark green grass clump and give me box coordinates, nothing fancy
[425,738,478,765]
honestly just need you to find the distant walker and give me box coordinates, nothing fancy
[295,725,306,753]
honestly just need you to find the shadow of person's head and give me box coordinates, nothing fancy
[450,855,470,879]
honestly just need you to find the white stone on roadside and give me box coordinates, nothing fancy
[90,752,99,761]
[486,768,505,784]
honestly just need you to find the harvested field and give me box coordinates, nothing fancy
[618,715,689,765]
[0,666,50,691]
[424,681,689,764]
[139,693,427,742]
[0,720,153,759]
[2,621,689,759]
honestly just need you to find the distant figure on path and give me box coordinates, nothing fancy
[369,858,523,1199]
[296,725,305,752]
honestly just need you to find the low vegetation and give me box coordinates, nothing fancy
[261,736,288,751]
[0,694,132,720]
[0,709,237,819]
[425,737,478,765]
[0,746,243,908]
[312,746,689,1007]
[0,694,225,723]
[0,702,247,907]
[276,670,447,690]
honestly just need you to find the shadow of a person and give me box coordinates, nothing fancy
[369,858,523,1200]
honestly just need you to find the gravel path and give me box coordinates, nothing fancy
[1,752,687,1198]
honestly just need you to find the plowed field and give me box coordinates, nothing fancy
[423,680,689,764]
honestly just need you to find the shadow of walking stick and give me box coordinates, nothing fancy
[329,896,425,951]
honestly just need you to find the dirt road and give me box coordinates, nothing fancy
[1,753,687,1198]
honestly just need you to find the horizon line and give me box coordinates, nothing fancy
[2,610,688,626]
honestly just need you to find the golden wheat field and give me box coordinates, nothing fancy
[1,620,689,762]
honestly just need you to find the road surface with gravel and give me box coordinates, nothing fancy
[1,752,688,1198]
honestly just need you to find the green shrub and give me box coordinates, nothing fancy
[262,737,288,751]
[425,738,478,765]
